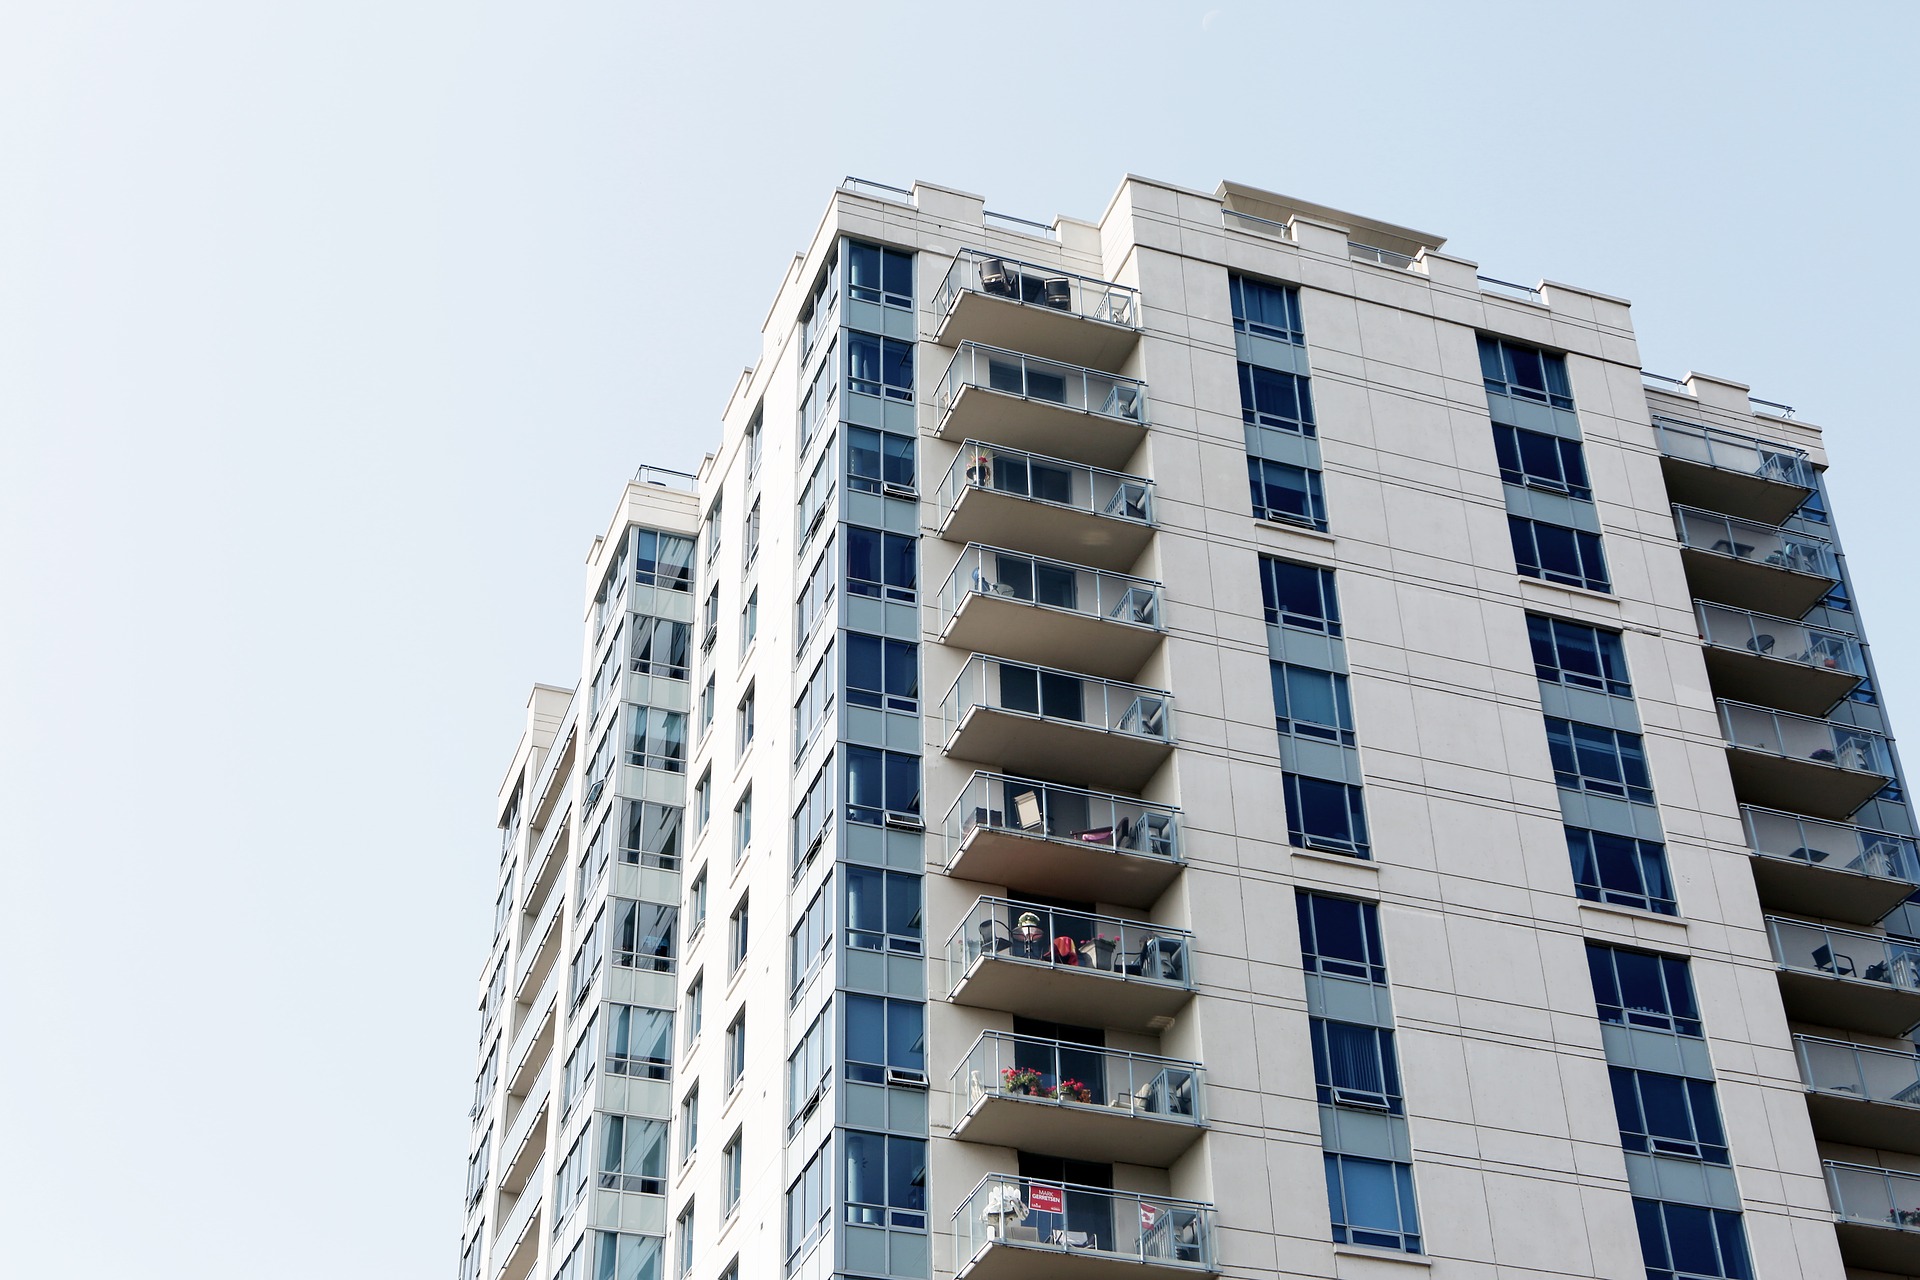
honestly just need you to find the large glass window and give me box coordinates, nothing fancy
[1230,274,1305,344]
[724,1012,747,1094]
[1271,663,1355,744]
[1478,335,1574,410]
[1634,1200,1753,1280]
[622,800,681,870]
[1249,457,1328,530]
[1239,363,1316,435]
[847,241,913,309]
[678,1083,699,1160]
[1493,424,1591,498]
[634,531,695,592]
[1283,774,1370,857]
[786,1140,831,1262]
[606,1004,672,1080]
[1310,1018,1402,1113]
[845,746,921,826]
[846,633,918,713]
[793,643,835,760]
[1586,943,1703,1037]
[562,1013,598,1112]
[845,527,916,602]
[1567,827,1676,915]
[1528,615,1630,696]
[598,1116,669,1194]
[721,1132,744,1215]
[845,866,922,954]
[847,332,914,401]
[1324,1154,1421,1253]
[788,1004,832,1122]
[793,756,834,871]
[1297,892,1387,984]
[557,1123,593,1216]
[843,1131,927,1229]
[1510,516,1610,592]
[796,437,836,546]
[626,707,688,774]
[1546,718,1654,804]
[1609,1067,1729,1164]
[846,425,915,494]
[593,1230,663,1280]
[789,880,832,999]
[611,900,677,973]
[798,341,836,451]
[630,616,691,680]
[1260,557,1341,634]
[845,994,926,1084]
[796,537,836,654]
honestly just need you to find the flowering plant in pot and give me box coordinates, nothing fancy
[1055,1077,1094,1104]
[1001,1065,1045,1095]
[1081,933,1123,969]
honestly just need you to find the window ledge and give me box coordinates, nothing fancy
[1516,576,1623,610]
[1333,1244,1432,1268]
[1254,519,1337,545]
[1290,847,1379,875]
[1578,900,1689,935]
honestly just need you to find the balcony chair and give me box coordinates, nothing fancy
[979,258,1015,297]
[978,918,1013,956]
[1815,944,1856,976]
[1746,634,1775,655]
[1042,277,1073,310]
[1102,384,1142,419]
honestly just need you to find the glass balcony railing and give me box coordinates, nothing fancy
[943,772,1182,908]
[935,343,1149,469]
[933,250,1139,330]
[949,897,1193,991]
[1674,507,1838,616]
[955,1174,1214,1273]
[952,1031,1204,1126]
[1770,917,1920,992]
[1744,806,1920,883]
[943,545,1161,631]
[942,655,1174,790]
[939,441,1154,530]
[1655,416,1814,485]
[1698,601,1862,677]
[1798,1034,1920,1108]
[1720,700,1891,775]
[1827,1160,1920,1232]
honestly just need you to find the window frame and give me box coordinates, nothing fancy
[1248,456,1329,531]
[1509,515,1610,592]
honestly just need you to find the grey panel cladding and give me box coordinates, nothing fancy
[1487,394,1583,439]
[1600,1023,1717,1080]
[1236,329,1312,375]
[1503,483,1602,533]
[1269,625,1349,674]
[1319,1105,1412,1162]
[1558,789,1665,841]
[1538,682,1642,734]
[1304,973,1394,1028]
[1624,1154,1742,1211]
[1245,424,1322,470]
[1280,736,1365,786]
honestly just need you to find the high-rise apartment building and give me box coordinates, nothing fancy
[460,175,1918,1280]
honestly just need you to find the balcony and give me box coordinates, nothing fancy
[1696,601,1864,716]
[932,250,1141,369]
[950,1031,1204,1166]
[943,773,1181,909]
[1653,416,1816,525]
[505,962,559,1096]
[1673,506,1838,617]
[1826,1160,1920,1275]
[943,656,1174,792]
[1768,917,1920,1036]
[937,442,1155,573]
[946,897,1194,1033]
[940,546,1164,680]
[1744,806,1920,925]
[1798,1035,1920,1150]
[1720,700,1893,821]
[491,1161,544,1280]
[935,343,1149,470]
[954,1175,1215,1279]
[499,1091,549,1195]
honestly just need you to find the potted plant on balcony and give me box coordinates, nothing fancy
[1055,1077,1094,1105]
[1001,1065,1045,1096]
[1081,933,1122,970]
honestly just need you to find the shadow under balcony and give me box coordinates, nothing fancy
[935,343,1149,470]
[1653,415,1817,525]
[954,1175,1216,1279]
[949,1031,1205,1166]
[1827,1160,1920,1275]
[947,897,1195,1033]
[491,1160,544,1280]
[942,656,1173,792]
[1744,806,1920,926]
[1769,916,1920,1036]
[940,546,1164,680]
[937,441,1155,573]
[1697,601,1864,717]
[1720,700,1893,821]
[1674,505,1838,617]
[943,772,1182,909]
[1798,1035,1920,1150]
[932,250,1142,370]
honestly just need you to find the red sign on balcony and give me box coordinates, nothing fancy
[1027,1183,1064,1214]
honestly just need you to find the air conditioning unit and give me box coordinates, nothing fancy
[885,1067,928,1088]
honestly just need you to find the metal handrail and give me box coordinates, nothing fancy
[1695,601,1862,677]
[1796,1034,1920,1106]
[954,1173,1214,1270]
[937,440,1153,529]
[947,896,1195,994]
[940,544,1164,636]
[943,771,1181,863]
[1742,805,1920,883]
[1719,699,1890,775]
[1672,505,1836,576]
[951,1030,1205,1127]
[932,249,1138,329]
[1768,916,1920,992]
[1653,415,1812,484]
[1826,1159,1920,1230]
[943,654,1174,744]
[1221,208,1293,240]
[1478,274,1543,301]
[936,342,1149,425]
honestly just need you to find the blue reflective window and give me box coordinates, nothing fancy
[1259,557,1341,634]
[1610,1068,1729,1164]
[1568,827,1675,915]
[845,994,926,1083]
[1310,1019,1402,1113]
[1283,774,1369,857]
[1229,274,1305,344]
[846,633,918,712]
[1239,363,1316,435]
[847,241,913,309]
[1478,335,1574,409]
[1587,943,1703,1037]
[1494,424,1591,498]
[1296,892,1387,983]
[1271,663,1355,745]
[1528,615,1630,696]
[1546,718,1654,804]
[846,331,913,401]
[843,1131,927,1229]
[845,527,916,602]
[844,746,920,826]
[1323,1154,1421,1253]
[1634,1199,1752,1280]
[1249,458,1328,530]
[846,425,915,493]
[1510,516,1610,592]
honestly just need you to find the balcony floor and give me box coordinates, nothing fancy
[957,1238,1212,1280]
[947,825,1182,909]
[1679,546,1836,618]
[1751,854,1916,927]
[937,384,1147,471]
[950,955,1193,1034]
[1834,1221,1920,1276]
[1703,646,1861,718]
[1726,747,1889,822]
[942,592,1162,682]
[936,291,1140,370]
[946,707,1173,792]
[1807,1091,1920,1151]
[1777,970,1920,1038]
[952,1092,1204,1165]
[1661,456,1814,526]
[940,487,1154,574]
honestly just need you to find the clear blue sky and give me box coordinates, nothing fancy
[2,2,1913,1275]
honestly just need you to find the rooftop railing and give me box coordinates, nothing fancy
[934,249,1138,329]
[936,342,1148,426]
[944,772,1180,863]
[1654,416,1813,488]
[1827,1160,1920,1231]
[633,465,697,490]
[955,1174,1215,1271]
[948,897,1194,993]
[1478,274,1543,302]
[1697,601,1863,677]
[1349,241,1416,269]
[941,545,1162,634]
[1221,207,1293,241]
[1673,506,1836,578]
[1769,917,1920,992]
[1720,701,1891,776]
[938,440,1153,528]
[951,1031,1205,1128]
[944,655,1172,745]
[1798,1035,1920,1108]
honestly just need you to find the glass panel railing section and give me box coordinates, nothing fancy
[1797,1035,1920,1107]
[1744,806,1920,882]
[1720,701,1892,774]
[936,342,1149,425]
[941,545,1164,633]
[933,249,1139,329]
[939,440,1154,528]
[945,772,1180,861]
[1653,416,1814,488]
[944,655,1173,743]
[495,1157,546,1247]
[1697,602,1864,677]
[1769,917,1920,990]
[1827,1160,1920,1231]
[952,1031,1205,1127]
[1673,506,1836,577]
[947,897,1195,992]
[955,1174,1214,1270]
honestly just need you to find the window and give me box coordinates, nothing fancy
[570,909,605,1008]
[846,425,915,494]
[1310,1018,1402,1113]
[845,527,916,602]
[789,878,832,998]
[788,1005,831,1121]
[630,616,692,680]
[1634,1199,1753,1280]
[739,589,757,656]
[793,756,834,871]
[460,1233,485,1280]
[1528,615,1629,697]
[718,1260,738,1280]
[594,1232,663,1280]
[796,439,836,546]
[846,241,912,309]
[1239,363,1316,435]
[675,1201,696,1278]
[694,769,712,832]
[795,536,837,654]
[492,878,512,942]
[1297,892,1387,984]
[1478,335,1573,410]
[1249,457,1328,530]
[732,789,752,864]
[594,538,630,636]
[1610,1067,1729,1163]
[621,800,682,870]
[563,1013,599,1113]
[845,994,925,1084]
[599,1116,669,1194]
[1260,557,1341,634]
[635,530,696,592]
[1587,944,1703,1037]
[728,896,750,976]
[1230,274,1305,344]
[557,1122,593,1216]
[584,721,616,812]
[1510,515,1610,592]
[847,331,913,401]
[845,866,922,954]
[1271,663,1355,744]
[590,626,623,719]
[1283,774,1370,857]
[465,1130,490,1207]
[1493,424,1591,499]
[724,1012,746,1093]
[627,707,688,773]
[479,955,508,1032]
[472,1038,499,1120]
[499,783,524,866]
[678,1084,700,1161]
[683,973,704,1048]
[793,644,835,760]
[799,340,837,451]
[736,685,755,757]
[577,812,611,909]
[1546,718,1653,804]
[786,1140,832,1262]
[801,253,838,357]
[846,633,917,712]
[744,498,761,566]
[721,1132,744,1216]
[686,867,708,938]
[1567,827,1676,915]
[1323,1154,1421,1253]
[698,676,716,734]
[606,1004,672,1080]
[845,746,921,826]
[843,1131,927,1229]
[611,900,678,973]
[745,402,765,475]
[703,497,722,567]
